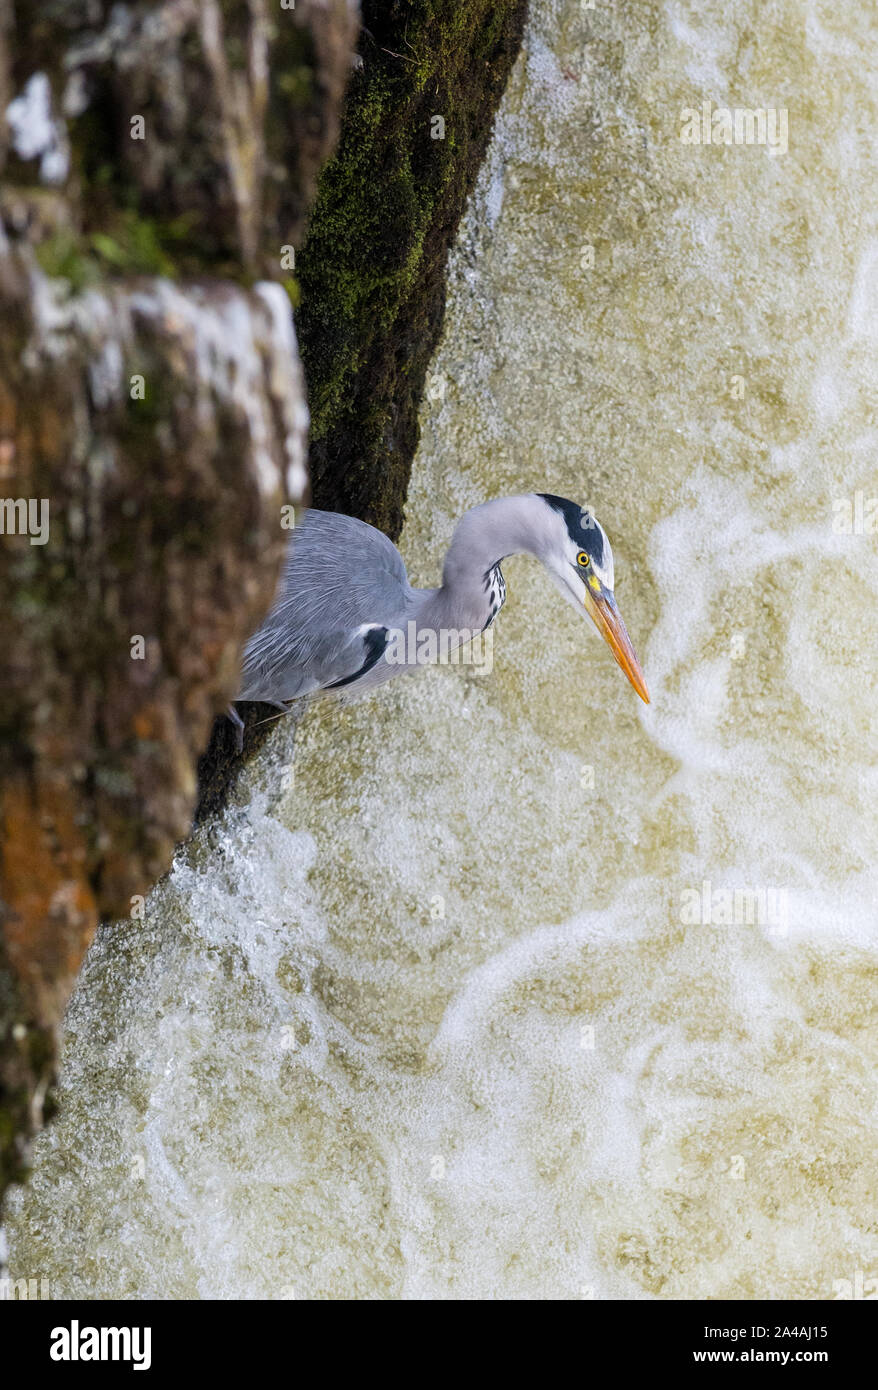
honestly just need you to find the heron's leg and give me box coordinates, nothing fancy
[227,703,245,754]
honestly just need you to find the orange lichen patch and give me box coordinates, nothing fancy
[132,708,159,740]
[0,774,97,1031]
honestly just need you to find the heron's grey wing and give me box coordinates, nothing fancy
[237,509,411,702]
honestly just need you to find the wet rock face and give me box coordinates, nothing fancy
[0,0,358,1195]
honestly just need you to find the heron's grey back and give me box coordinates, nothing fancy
[237,509,413,702]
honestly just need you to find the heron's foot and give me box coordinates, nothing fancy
[227,703,245,754]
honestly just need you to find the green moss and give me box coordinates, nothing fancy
[34,211,200,288]
[276,66,316,105]
[88,211,196,276]
[35,230,100,291]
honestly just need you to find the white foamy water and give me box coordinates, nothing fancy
[7,0,878,1298]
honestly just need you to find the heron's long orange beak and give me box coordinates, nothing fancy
[584,586,650,704]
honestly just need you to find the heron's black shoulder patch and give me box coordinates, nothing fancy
[538,493,605,566]
[325,626,389,690]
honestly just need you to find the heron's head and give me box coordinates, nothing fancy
[536,493,649,704]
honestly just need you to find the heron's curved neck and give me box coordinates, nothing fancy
[444,494,548,578]
[420,495,548,630]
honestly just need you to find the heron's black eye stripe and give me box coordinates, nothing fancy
[539,493,606,567]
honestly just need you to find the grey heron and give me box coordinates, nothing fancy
[230,493,649,748]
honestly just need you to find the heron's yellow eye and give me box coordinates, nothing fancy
[577,551,590,567]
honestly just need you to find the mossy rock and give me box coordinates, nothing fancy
[297,0,528,539]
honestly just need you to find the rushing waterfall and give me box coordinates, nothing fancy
[7,0,878,1299]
